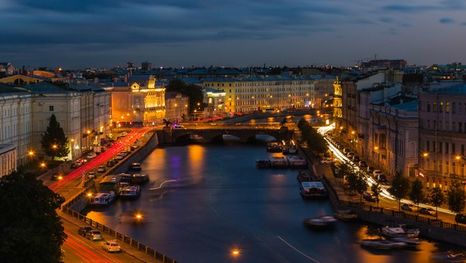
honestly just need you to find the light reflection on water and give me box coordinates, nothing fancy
[86,145,463,263]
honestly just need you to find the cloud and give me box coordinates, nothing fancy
[439,17,455,24]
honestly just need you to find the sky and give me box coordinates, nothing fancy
[1,0,466,68]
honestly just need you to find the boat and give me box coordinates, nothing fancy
[119,185,141,199]
[283,145,298,155]
[90,192,116,207]
[390,237,421,249]
[334,209,358,221]
[266,142,283,153]
[287,156,308,169]
[132,173,149,184]
[432,251,466,262]
[360,239,406,250]
[297,171,311,182]
[381,225,420,238]
[256,160,271,169]
[303,215,337,229]
[129,162,142,172]
[270,157,289,168]
[300,181,328,199]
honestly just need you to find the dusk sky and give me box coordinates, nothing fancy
[2,0,466,68]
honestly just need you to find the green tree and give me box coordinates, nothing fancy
[40,114,69,160]
[0,170,66,262]
[297,118,327,155]
[388,172,410,211]
[371,183,382,207]
[167,79,204,115]
[409,179,425,209]
[430,187,445,219]
[447,182,465,214]
[347,172,367,203]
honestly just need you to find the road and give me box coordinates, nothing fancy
[318,124,458,224]
[45,127,153,262]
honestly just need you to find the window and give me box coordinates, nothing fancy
[427,141,430,151]
[49,106,54,111]
[427,103,431,112]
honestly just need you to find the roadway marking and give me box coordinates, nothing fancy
[277,236,321,263]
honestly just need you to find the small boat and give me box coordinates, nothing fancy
[119,185,141,199]
[303,215,337,229]
[297,171,311,182]
[390,237,421,249]
[266,142,283,153]
[300,181,328,199]
[432,251,466,262]
[381,225,420,238]
[256,160,271,169]
[129,162,142,172]
[270,157,289,168]
[360,239,406,250]
[334,209,358,221]
[132,173,149,185]
[287,156,308,169]
[90,192,116,207]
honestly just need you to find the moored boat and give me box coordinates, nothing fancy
[390,237,421,249]
[360,239,406,250]
[300,181,328,199]
[270,157,289,168]
[303,215,337,229]
[129,162,142,172]
[132,173,149,184]
[266,142,283,153]
[287,156,308,168]
[381,225,420,238]
[119,185,141,199]
[334,209,358,221]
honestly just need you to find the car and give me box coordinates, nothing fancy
[87,171,96,179]
[115,154,124,160]
[130,145,138,151]
[378,174,389,184]
[401,204,414,212]
[86,152,97,159]
[173,124,185,129]
[373,170,383,178]
[97,166,106,173]
[366,166,374,174]
[121,132,128,137]
[358,161,367,168]
[455,213,466,224]
[347,153,354,159]
[353,156,360,162]
[363,192,376,202]
[78,226,93,237]
[419,207,436,216]
[103,240,121,253]
[86,230,103,241]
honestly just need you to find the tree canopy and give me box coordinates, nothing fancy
[0,171,66,262]
[409,178,425,207]
[40,114,69,160]
[448,182,465,214]
[297,118,327,155]
[167,79,204,114]
[388,172,410,210]
[430,187,445,218]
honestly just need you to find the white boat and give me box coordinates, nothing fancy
[390,237,421,249]
[381,225,420,238]
[119,185,141,199]
[287,156,307,168]
[270,157,289,168]
[360,239,407,250]
[303,215,337,229]
[90,192,116,207]
[132,173,149,184]
[300,181,328,199]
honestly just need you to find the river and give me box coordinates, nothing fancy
[87,145,457,263]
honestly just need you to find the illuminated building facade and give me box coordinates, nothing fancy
[333,77,342,119]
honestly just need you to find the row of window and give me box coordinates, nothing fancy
[422,119,466,133]
[424,140,466,155]
[424,101,466,114]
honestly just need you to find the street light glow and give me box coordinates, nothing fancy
[52,144,58,149]
[40,162,46,168]
[455,155,462,161]
[422,152,429,158]
[28,150,35,157]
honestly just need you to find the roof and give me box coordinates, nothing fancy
[69,83,105,92]
[202,75,319,83]
[390,101,418,112]
[24,82,72,94]
[0,83,30,94]
[428,83,466,95]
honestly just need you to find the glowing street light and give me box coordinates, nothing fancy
[40,162,46,168]
[52,144,58,149]
[230,248,241,258]
[455,155,462,161]
[28,150,35,157]
[422,152,429,158]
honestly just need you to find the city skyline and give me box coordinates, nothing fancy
[2,0,466,68]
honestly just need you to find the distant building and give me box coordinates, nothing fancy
[0,62,15,76]
[141,61,152,71]
[165,92,189,122]
[360,59,407,71]
[0,74,43,85]
[203,87,226,117]
[0,144,16,177]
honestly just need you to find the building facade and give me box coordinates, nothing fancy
[0,144,16,177]
[165,92,189,122]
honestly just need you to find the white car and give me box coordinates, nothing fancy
[103,240,121,253]
[86,230,102,241]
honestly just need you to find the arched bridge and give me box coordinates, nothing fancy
[156,125,293,145]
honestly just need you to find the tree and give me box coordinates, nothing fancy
[297,118,327,156]
[430,186,445,219]
[347,172,367,203]
[371,183,382,207]
[41,114,69,160]
[447,182,465,214]
[167,79,204,114]
[0,170,66,262]
[409,179,425,209]
[388,172,410,211]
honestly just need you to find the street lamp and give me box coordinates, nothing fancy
[422,152,429,158]
[455,155,462,161]
[230,248,241,259]
[52,144,58,150]
[28,150,35,157]
[40,162,46,169]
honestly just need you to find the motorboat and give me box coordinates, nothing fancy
[303,215,337,229]
[270,157,289,168]
[432,251,466,262]
[256,160,271,169]
[334,209,358,221]
[300,181,328,199]
[381,225,420,238]
[266,142,283,153]
[90,192,116,207]
[287,156,308,168]
[119,185,141,199]
[129,162,142,172]
[132,173,149,184]
[390,237,421,249]
[360,239,406,250]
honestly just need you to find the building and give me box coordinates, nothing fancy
[203,87,226,118]
[165,92,189,122]
[368,99,419,178]
[418,84,466,191]
[110,75,166,124]
[0,62,15,76]
[0,144,16,177]
[202,76,317,114]
[0,74,43,85]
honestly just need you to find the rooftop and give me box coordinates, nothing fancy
[428,83,466,95]
[390,100,418,112]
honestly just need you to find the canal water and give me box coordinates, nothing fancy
[87,145,457,263]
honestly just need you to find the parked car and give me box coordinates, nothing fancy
[107,159,116,167]
[86,152,97,159]
[366,166,374,174]
[87,171,96,179]
[78,226,93,237]
[97,166,106,173]
[401,204,414,212]
[115,154,124,160]
[173,124,185,129]
[363,192,376,202]
[51,173,64,181]
[103,240,121,253]
[455,213,466,224]
[86,230,103,241]
[373,170,383,179]
[419,207,436,216]
[378,174,389,184]
[352,156,360,162]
